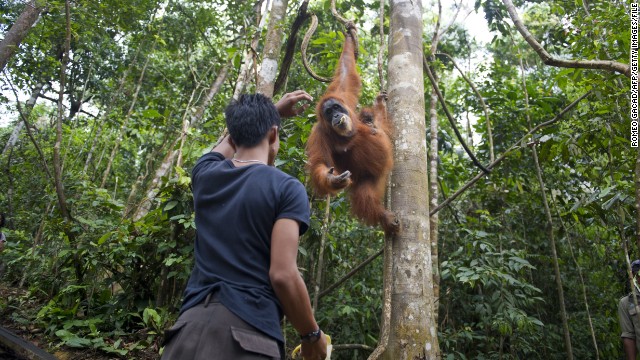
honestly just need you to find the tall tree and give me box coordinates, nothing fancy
[379,0,439,358]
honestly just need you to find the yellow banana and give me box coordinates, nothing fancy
[291,334,332,359]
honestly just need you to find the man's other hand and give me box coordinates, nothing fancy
[300,331,327,360]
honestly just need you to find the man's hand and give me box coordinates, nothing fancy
[210,132,236,159]
[275,90,313,118]
[300,332,328,360]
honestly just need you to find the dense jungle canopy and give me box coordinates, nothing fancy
[0,0,635,359]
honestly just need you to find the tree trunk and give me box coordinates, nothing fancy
[54,0,83,285]
[312,195,330,312]
[2,82,43,156]
[92,140,108,181]
[0,0,45,70]
[232,0,266,100]
[425,0,466,326]
[131,139,179,221]
[427,0,442,319]
[175,87,198,168]
[381,1,439,358]
[256,0,288,97]
[5,124,23,157]
[124,136,167,217]
[428,87,440,310]
[53,0,72,223]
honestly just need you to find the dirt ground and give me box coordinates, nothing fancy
[0,282,159,360]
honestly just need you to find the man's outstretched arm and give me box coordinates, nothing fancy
[270,218,327,359]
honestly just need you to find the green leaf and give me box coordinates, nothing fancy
[55,330,92,348]
[97,232,112,245]
[298,246,308,256]
[164,200,179,211]
[602,193,621,210]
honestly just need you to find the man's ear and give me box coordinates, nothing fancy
[268,126,278,145]
[228,136,236,149]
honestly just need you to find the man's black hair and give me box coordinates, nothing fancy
[225,93,281,148]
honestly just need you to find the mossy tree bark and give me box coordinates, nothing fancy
[378,0,439,358]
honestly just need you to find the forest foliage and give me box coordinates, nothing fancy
[0,0,635,358]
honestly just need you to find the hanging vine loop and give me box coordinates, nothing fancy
[301,13,331,83]
[300,0,362,82]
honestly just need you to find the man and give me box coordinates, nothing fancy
[619,259,640,359]
[161,91,327,360]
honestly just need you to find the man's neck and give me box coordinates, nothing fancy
[234,144,269,165]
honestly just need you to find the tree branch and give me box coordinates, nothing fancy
[318,248,383,300]
[429,90,592,216]
[39,94,59,103]
[436,52,494,162]
[423,57,490,174]
[437,0,464,39]
[79,109,98,119]
[334,344,375,352]
[501,0,630,77]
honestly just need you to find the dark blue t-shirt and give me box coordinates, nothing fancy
[181,152,310,343]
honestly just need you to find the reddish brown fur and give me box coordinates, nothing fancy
[306,30,397,235]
